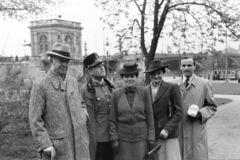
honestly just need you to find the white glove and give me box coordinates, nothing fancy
[43,146,56,160]
[160,129,169,139]
[187,104,199,117]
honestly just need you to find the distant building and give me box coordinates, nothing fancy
[28,18,83,59]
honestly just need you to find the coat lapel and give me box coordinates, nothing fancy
[175,76,185,92]
[153,81,168,104]
[47,70,66,91]
[146,85,153,103]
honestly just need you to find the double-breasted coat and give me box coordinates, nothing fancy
[29,70,90,160]
[173,74,217,160]
[146,80,182,140]
[80,78,115,160]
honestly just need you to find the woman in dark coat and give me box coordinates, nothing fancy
[109,62,155,160]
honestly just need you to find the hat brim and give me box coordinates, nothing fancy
[86,59,105,71]
[144,66,168,73]
[119,68,141,75]
[46,51,76,60]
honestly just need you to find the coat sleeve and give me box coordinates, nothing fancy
[144,88,155,141]
[164,83,183,134]
[199,81,217,123]
[29,81,52,153]
[79,85,86,108]
[109,90,119,141]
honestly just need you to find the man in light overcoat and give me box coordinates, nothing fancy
[173,56,217,160]
[29,42,90,160]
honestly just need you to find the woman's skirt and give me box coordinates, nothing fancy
[114,139,147,160]
[153,138,181,160]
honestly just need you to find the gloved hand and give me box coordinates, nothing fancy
[112,140,119,153]
[147,140,155,150]
[42,146,56,160]
[159,129,169,139]
[187,104,199,117]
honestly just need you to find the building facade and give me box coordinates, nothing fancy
[28,18,83,60]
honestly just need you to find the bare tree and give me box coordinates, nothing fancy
[95,0,240,84]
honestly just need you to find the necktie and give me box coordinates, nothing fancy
[185,77,189,88]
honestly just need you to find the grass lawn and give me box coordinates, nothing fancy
[212,83,240,95]
[215,97,232,106]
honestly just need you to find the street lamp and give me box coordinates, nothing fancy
[222,16,228,83]
[24,40,26,60]
[105,38,110,78]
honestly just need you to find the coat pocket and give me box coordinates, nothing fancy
[49,131,67,155]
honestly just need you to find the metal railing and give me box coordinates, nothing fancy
[0,56,42,62]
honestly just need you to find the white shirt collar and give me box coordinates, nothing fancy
[182,75,193,84]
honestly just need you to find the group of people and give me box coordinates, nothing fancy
[29,42,218,160]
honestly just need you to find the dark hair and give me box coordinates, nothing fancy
[120,72,139,78]
[181,56,196,65]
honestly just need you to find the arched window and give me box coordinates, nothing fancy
[39,35,48,54]
[65,35,71,44]
[65,35,73,53]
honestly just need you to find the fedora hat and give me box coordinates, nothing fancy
[119,62,141,75]
[46,42,75,60]
[83,53,105,71]
[144,59,168,73]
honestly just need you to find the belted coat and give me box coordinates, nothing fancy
[29,70,90,160]
[173,74,217,160]
[79,78,115,160]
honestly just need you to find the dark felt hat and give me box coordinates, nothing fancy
[83,53,105,71]
[144,59,168,73]
[46,42,75,60]
[119,62,141,75]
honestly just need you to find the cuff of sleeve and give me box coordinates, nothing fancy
[37,140,53,153]
[188,111,201,120]
[147,135,155,141]
[110,136,118,141]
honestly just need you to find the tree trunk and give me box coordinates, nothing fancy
[144,50,156,85]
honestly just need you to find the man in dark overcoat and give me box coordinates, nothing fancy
[29,42,90,160]
[80,53,115,160]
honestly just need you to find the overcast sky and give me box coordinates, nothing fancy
[0,0,239,57]
[0,0,112,57]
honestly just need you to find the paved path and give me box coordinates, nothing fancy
[208,94,240,160]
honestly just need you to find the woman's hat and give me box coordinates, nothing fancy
[119,62,141,75]
[83,53,105,71]
[46,42,75,60]
[144,59,168,73]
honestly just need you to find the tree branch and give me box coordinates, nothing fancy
[156,0,171,39]
[169,2,224,17]
[140,0,148,58]
[133,0,143,14]
[0,8,26,11]
[131,19,141,31]
[158,0,165,8]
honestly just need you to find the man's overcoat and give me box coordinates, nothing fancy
[29,70,90,160]
[173,74,217,160]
